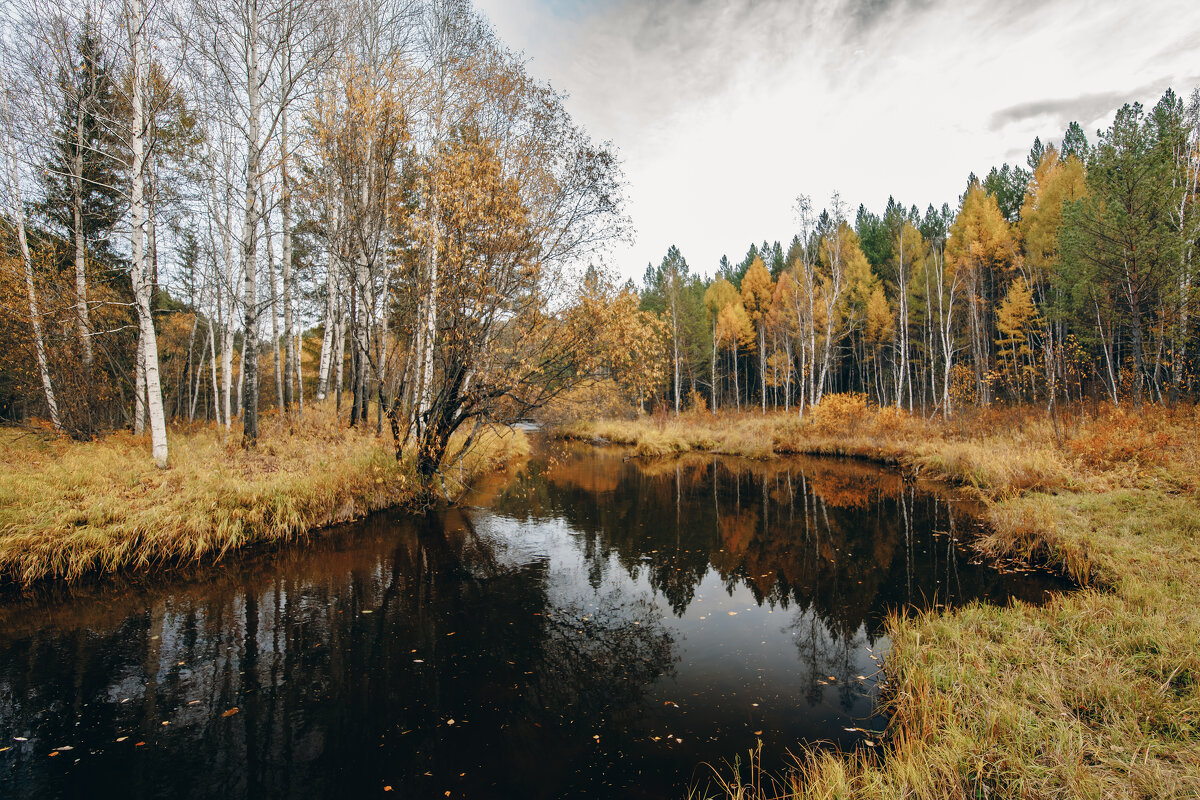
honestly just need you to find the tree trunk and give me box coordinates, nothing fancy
[280,99,296,413]
[759,324,766,414]
[129,0,168,467]
[72,110,92,366]
[134,332,147,435]
[241,0,262,448]
[710,322,718,413]
[5,128,62,432]
[267,213,284,413]
[317,204,338,402]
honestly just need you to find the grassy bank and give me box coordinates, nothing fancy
[558,399,1200,799]
[0,406,528,585]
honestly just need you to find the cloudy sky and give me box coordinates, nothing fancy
[474,0,1200,282]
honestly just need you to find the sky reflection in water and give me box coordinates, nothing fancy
[0,439,1067,799]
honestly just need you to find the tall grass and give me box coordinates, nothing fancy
[558,399,1200,800]
[0,405,528,584]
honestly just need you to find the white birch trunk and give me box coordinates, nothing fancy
[240,0,262,446]
[72,112,92,366]
[280,97,296,412]
[128,0,168,467]
[315,220,337,401]
[4,122,62,431]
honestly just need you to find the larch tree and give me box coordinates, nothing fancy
[946,181,1015,406]
[739,255,774,414]
[702,277,738,412]
[1018,144,1086,407]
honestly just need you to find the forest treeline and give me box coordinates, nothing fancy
[0,0,626,475]
[2,0,1198,478]
[612,94,1200,418]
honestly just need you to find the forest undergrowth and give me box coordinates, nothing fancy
[559,399,1200,799]
[0,405,528,585]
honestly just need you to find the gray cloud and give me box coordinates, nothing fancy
[479,0,1200,278]
[990,77,1194,135]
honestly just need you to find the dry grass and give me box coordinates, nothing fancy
[0,405,528,584]
[558,399,1200,800]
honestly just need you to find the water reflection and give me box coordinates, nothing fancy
[0,438,1065,799]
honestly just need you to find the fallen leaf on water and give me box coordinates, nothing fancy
[384,787,393,792]
[222,708,239,718]
[13,737,27,742]
[161,721,170,726]
[135,742,146,747]
[362,610,373,614]
[55,746,73,751]
[651,736,661,741]
[48,752,59,758]
[663,701,678,707]
[188,700,200,705]
[864,740,876,747]
[116,737,128,743]
[446,719,455,726]
[753,731,762,736]
[592,735,600,741]
[727,612,738,616]
[828,676,837,681]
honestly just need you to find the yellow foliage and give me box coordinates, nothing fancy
[740,256,774,325]
[947,181,1016,284]
[810,392,869,434]
[1019,146,1088,281]
[864,285,893,346]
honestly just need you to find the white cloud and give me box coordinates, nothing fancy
[475,0,1200,280]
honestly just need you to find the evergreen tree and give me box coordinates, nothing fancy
[982,162,1030,224]
[1061,101,1177,404]
[855,203,891,269]
[40,15,125,266]
[1062,121,1090,161]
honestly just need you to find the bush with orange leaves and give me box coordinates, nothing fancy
[1066,406,1180,469]
[809,392,869,435]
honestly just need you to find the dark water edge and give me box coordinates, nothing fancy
[0,438,1069,799]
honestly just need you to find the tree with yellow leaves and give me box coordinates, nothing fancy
[864,284,894,401]
[715,301,753,412]
[814,211,871,405]
[703,277,738,412]
[1018,145,1086,406]
[740,256,774,413]
[946,181,1016,405]
[995,278,1041,400]
[890,221,926,409]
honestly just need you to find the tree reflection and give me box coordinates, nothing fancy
[0,506,676,800]
[0,440,1067,800]
[492,440,1061,644]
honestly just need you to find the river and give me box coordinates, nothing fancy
[0,435,1067,799]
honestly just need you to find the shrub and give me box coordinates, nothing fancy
[810,393,869,434]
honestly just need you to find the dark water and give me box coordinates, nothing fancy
[0,437,1067,799]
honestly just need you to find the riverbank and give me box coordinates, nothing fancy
[557,400,1200,799]
[0,407,528,585]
